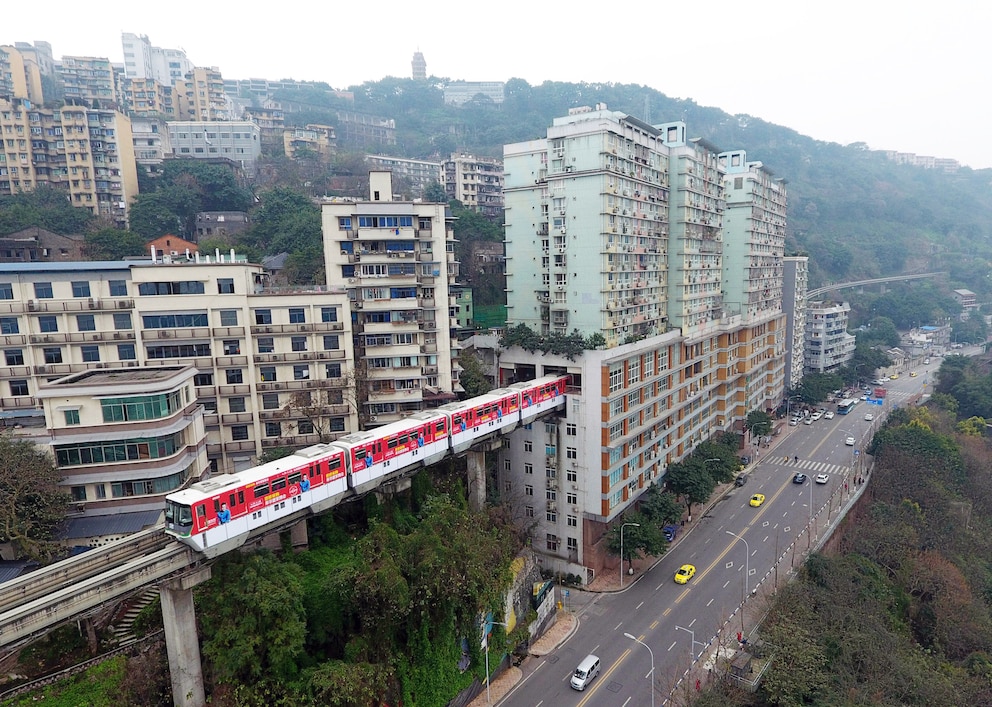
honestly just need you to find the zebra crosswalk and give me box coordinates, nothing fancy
[767,456,850,475]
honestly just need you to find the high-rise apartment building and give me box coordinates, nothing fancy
[443,153,504,219]
[121,33,193,86]
[177,67,232,121]
[123,77,179,118]
[498,105,786,581]
[363,155,442,198]
[782,256,809,390]
[804,301,856,374]
[321,171,460,426]
[284,124,336,164]
[166,120,260,174]
[0,98,139,227]
[0,258,359,475]
[57,56,119,108]
[0,44,45,103]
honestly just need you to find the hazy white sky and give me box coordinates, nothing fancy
[8,1,990,168]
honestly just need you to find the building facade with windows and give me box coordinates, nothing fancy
[497,105,786,581]
[363,155,442,198]
[321,171,459,425]
[177,67,232,121]
[0,259,357,475]
[121,33,193,86]
[36,365,208,546]
[57,56,120,108]
[804,301,856,374]
[166,120,260,174]
[443,153,504,219]
[782,256,809,391]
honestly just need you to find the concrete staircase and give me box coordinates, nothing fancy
[111,589,158,647]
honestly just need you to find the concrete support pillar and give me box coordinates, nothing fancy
[161,566,211,707]
[467,450,486,512]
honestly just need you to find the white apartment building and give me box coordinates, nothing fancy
[363,155,443,198]
[121,33,193,86]
[36,365,208,546]
[782,256,809,390]
[443,153,504,219]
[321,171,460,425]
[167,120,260,174]
[0,258,357,475]
[498,106,786,581]
[804,301,856,374]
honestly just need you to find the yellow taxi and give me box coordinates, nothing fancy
[910,372,918,377]
[749,493,766,507]
[674,564,696,584]
[889,373,899,379]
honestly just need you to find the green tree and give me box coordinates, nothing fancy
[83,228,147,260]
[0,186,94,235]
[745,409,774,437]
[457,352,492,398]
[423,180,448,203]
[198,551,307,684]
[638,484,683,526]
[664,459,716,517]
[0,435,70,561]
[605,511,666,573]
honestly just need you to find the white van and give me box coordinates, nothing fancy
[570,654,601,691]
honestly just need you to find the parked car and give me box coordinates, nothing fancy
[793,473,807,484]
[789,418,799,426]
[823,411,835,419]
[662,525,679,542]
[734,474,748,487]
[815,474,830,484]
[804,417,814,425]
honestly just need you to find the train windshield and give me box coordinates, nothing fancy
[165,500,193,527]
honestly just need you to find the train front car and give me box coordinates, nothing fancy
[513,375,569,424]
[438,388,521,455]
[332,411,450,495]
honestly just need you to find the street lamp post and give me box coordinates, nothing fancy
[620,522,640,588]
[624,632,656,707]
[675,625,706,667]
[483,617,509,704]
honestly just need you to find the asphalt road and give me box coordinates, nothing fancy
[501,358,939,706]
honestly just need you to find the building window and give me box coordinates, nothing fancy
[4,349,24,365]
[76,314,95,331]
[64,409,81,425]
[524,440,532,452]
[34,282,54,299]
[320,307,338,322]
[113,312,132,329]
[298,420,315,435]
[254,309,272,325]
[219,309,239,326]
[325,363,341,378]
[567,469,577,482]
[260,366,276,382]
[567,515,577,528]
[546,534,559,552]
[628,358,640,384]
[609,364,623,392]
[291,336,307,352]
[81,345,99,362]
[257,337,274,353]
[265,422,281,438]
[547,511,557,523]
[525,506,534,518]
[43,347,63,364]
[567,493,577,505]
[643,353,654,378]
[71,281,91,298]
[118,343,136,360]
[566,447,577,460]
[231,425,249,441]
[261,393,279,409]
[566,423,576,436]
[229,397,246,413]
[293,364,310,380]
[217,278,235,294]
[71,486,87,502]
[525,485,533,496]
[288,308,305,324]
[567,537,578,552]
[338,217,352,230]
[225,369,243,384]
[524,463,533,475]
[9,380,28,396]
[109,280,128,296]
[38,316,58,333]
[0,317,19,335]
[0,284,12,300]
[223,340,241,355]
[323,335,339,350]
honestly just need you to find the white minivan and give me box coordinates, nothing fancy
[570,654,601,691]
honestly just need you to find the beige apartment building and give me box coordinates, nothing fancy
[497,106,787,581]
[321,171,460,425]
[57,56,120,108]
[0,258,358,475]
[0,44,45,103]
[0,97,139,227]
[443,153,504,219]
[36,365,209,546]
[284,124,336,164]
[123,76,179,118]
[177,67,232,121]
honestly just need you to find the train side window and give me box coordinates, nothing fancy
[238,490,245,505]
[399,434,409,446]
[387,437,398,450]
[354,448,365,462]
[288,472,302,486]
[228,493,236,507]
[254,483,269,498]
[328,457,341,473]
[196,504,206,518]
[213,498,221,513]
[272,477,287,491]
[436,421,446,433]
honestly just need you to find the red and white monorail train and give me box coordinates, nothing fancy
[164,375,568,557]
